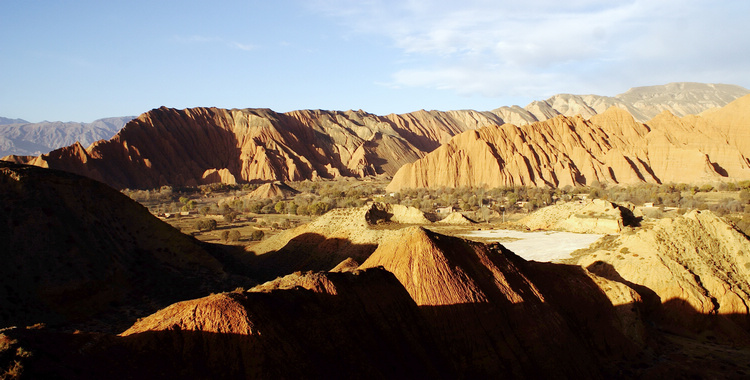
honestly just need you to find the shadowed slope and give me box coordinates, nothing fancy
[0,162,251,330]
[361,226,643,378]
[1,269,448,379]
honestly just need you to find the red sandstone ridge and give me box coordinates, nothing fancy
[387,95,750,191]
[3,107,507,189]
[3,83,744,190]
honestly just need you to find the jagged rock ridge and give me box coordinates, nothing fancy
[3,107,507,189]
[4,82,745,189]
[387,94,750,191]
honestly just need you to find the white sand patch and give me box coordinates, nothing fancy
[462,230,605,262]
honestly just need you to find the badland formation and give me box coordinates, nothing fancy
[3,82,750,378]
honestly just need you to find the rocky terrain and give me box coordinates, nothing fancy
[4,83,745,189]
[0,162,252,331]
[387,94,750,191]
[1,223,646,379]
[0,116,132,157]
[3,176,750,377]
[567,210,750,341]
[2,81,750,378]
[245,202,429,281]
[243,181,299,199]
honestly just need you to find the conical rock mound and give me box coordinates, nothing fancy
[246,181,299,199]
[361,227,643,377]
[436,211,475,225]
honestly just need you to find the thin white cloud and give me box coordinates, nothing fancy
[313,0,750,98]
[173,35,257,52]
[229,42,257,51]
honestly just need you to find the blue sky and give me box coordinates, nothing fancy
[2,0,749,122]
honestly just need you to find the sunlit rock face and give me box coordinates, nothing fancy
[387,95,750,191]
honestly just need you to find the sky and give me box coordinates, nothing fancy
[2,0,749,122]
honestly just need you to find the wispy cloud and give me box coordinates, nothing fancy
[229,42,257,51]
[173,35,257,52]
[313,0,750,97]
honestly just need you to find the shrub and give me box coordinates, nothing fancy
[275,201,286,214]
[249,229,265,241]
[228,230,241,242]
[223,211,240,223]
[194,219,217,232]
[308,201,330,215]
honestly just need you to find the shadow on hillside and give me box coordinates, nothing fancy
[8,281,750,380]
[216,233,379,282]
[586,260,750,346]
[586,260,661,312]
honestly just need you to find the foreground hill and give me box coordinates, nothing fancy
[4,83,745,189]
[0,162,251,330]
[0,232,644,379]
[387,94,750,191]
[3,198,750,377]
[0,116,133,157]
[568,210,750,341]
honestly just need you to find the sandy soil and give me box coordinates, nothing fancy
[461,229,605,262]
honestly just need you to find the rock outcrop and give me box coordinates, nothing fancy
[0,269,447,379]
[4,202,750,378]
[360,227,644,377]
[387,95,750,191]
[0,162,251,330]
[520,199,639,233]
[245,181,299,199]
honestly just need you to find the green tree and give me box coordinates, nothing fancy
[250,229,265,241]
[228,230,241,242]
[223,211,240,223]
[308,201,330,215]
[275,201,286,214]
[195,219,217,232]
